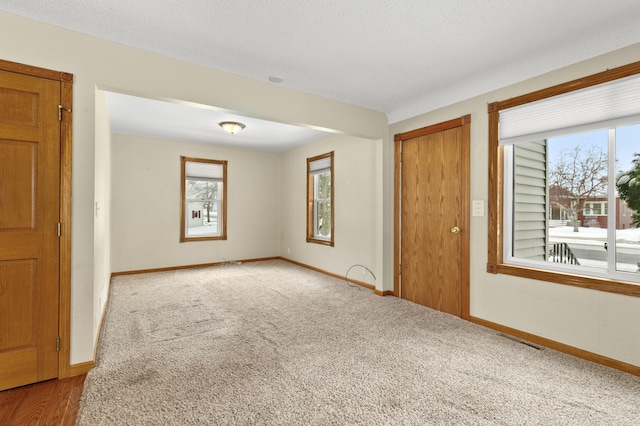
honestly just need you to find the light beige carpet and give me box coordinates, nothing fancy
[77,260,640,425]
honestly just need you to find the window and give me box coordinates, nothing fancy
[180,157,227,242]
[307,151,334,246]
[488,61,640,296]
[584,201,607,216]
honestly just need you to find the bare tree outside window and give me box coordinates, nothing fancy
[315,171,332,237]
[548,144,608,232]
[187,179,218,224]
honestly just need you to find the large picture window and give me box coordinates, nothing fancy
[307,151,334,246]
[180,157,227,242]
[488,61,640,296]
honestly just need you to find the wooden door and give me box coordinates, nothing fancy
[395,116,470,317]
[0,68,61,390]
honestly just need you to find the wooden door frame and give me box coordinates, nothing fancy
[0,59,73,378]
[393,115,471,319]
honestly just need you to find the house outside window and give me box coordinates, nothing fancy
[307,151,334,246]
[180,157,227,242]
[489,62,640,294]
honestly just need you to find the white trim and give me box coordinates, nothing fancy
[503,145,515,262]
[502,128,640,284]
[607,129,617,274]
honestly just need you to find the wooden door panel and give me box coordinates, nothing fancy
[0,260,36,349]
[0,87,39,126]
[0,260,39,390]
[437,127,462,314]
[399,119,469,317]
[400,137,422,304]
[0,69,60,391]
[402,130,462,314]
[0,349,37,391]
[0,84,45,143]
[0,140,37,229]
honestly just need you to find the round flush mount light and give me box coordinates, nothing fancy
[268,76,283,83]
[219,121,245,135]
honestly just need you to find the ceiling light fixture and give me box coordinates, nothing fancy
[219,121,245,135]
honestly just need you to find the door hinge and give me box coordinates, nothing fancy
[58,104,72,122]
[57,222,61,237]
[56,337,60,352]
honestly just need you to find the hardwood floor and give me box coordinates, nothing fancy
[0,375,85,426]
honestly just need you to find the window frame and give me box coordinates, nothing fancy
[306,151,334,246]
[180,156,227,242]
[488,61,640,297]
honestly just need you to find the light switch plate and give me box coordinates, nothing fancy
[472,200,484,217]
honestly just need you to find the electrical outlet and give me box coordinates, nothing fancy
[362,266,367,276]
[287,248,291,254]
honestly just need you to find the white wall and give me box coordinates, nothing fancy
[112,132,381,290]
[279,134,380,286]
[93,90,112,350]
[0,11,387,364]
[388,43,640,367]
[111,134,281,271]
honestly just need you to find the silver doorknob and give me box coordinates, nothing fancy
[451,226,460,234]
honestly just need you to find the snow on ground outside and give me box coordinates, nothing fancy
[550,226,640,246]
[549,226,639,272]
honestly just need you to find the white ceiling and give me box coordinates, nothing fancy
[105,92,330,153]
[2,1,640,150]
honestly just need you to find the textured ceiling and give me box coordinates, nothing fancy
[1,1,639,149]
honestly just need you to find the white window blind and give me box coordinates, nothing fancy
[186,161,223,180]
[499,73,640,145]
[309,157,331,174]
